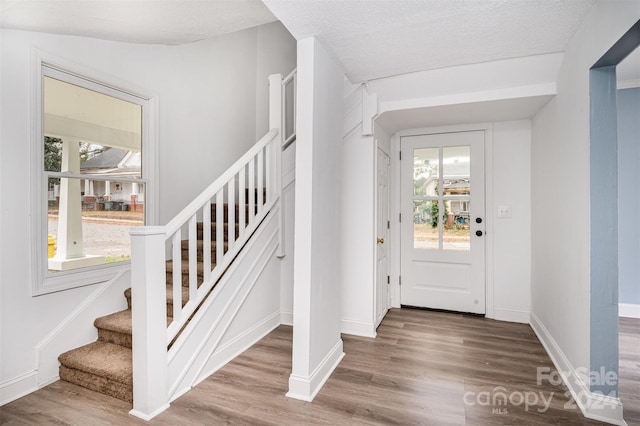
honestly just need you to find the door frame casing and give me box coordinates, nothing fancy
[388,122,496,319]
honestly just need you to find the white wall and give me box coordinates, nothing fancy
[0,24,295,404]
[255,22,298,140]
[530,1,640,422]
[339,84,376,337]
[368,53,563,103]
[376,121,392,156]
[491,121,532,322]
[280,142,296,324]
[381,120,532,322]
[360,53,539,323]
[289,37,344,401]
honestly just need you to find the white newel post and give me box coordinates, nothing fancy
[269,73,285,258]
[129,226,170,420]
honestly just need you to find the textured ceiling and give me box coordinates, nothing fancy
[264,0,596,82]
[1,0,599,83]
[0,0,277,45]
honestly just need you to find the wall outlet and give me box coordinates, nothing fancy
[497,205,512,218]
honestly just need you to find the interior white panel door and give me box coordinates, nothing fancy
[376,148,390,328]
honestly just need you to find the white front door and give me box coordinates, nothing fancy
[376,148,390,327]
[400,131,486,314]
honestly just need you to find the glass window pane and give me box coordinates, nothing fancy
[443,146,470,196]
[414,200,439,250]
[47,177,144,273]
[443,200,470,251]
[44,76,142,176]
[414,148,439,197]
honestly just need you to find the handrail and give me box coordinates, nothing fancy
[283,68,296,84]
[129,70,293,419]
[164,129,278,236]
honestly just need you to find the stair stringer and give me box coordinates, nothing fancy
[167,206,281,401]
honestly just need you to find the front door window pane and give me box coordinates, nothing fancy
[414,200,439,249]
[443,200,471,251]
[414,148,439,197]
[443,146,470,196]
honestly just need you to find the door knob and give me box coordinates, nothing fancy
[476,230,483,237]
[377,238,385,244]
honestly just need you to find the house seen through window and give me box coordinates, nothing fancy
[44,74,145,273]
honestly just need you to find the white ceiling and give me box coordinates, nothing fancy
[377,95,555,134]
[264,0,596,82]
[0,0,277,45]
[1,0,598,83]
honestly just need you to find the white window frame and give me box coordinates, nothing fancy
[31,50,158,296]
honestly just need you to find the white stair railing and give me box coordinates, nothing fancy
[129,71,295,420]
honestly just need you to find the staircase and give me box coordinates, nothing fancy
[58,192,263,403]
[54,71,295,419]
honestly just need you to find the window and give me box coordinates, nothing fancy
[32,57,156,295]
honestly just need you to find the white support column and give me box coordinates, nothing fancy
[129,226,170,420]
[84,179,90,197]
[105,180,111,200]
[89,180,94,196]
[269,73,285,258]
[56,139,83,259]
[287,37,344,403]
[49,139,104,270]
[132,182,139,195]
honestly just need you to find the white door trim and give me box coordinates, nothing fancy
[388,122,495,318]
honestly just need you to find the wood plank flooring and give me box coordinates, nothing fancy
[0,308,630,425]
[620,317,640,426]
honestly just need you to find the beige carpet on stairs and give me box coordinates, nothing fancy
[58,342,133,403]
[57,190,264,405]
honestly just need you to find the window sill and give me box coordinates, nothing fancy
[34,261,131,296]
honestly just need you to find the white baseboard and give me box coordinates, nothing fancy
[492,307,530,324]
[530,313,625,425]
[287,338,345,402]
[341,318,376,338]
[0,371,38,406]
[619,303,640,319]
[280,311,293,326]
[129,403,171,421]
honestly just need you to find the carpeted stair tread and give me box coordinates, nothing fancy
[196,221,239,240]
[58,188,268,403]
[94,309,133,335]
[124,285,189,309]
[180,239,229,252]
[166,259,206,275]
[59,365,132,403]
[210,203,257,223]
[58,341,132,386]
[94,309,173,334]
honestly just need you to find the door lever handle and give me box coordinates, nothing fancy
[377,238,385,244]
